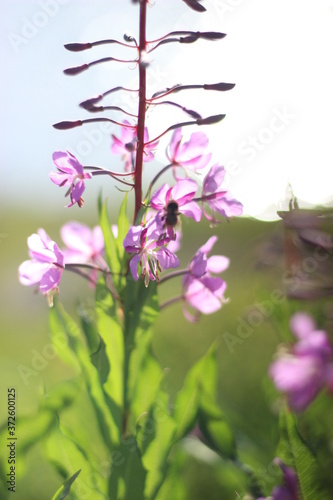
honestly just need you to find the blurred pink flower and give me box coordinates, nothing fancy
[182,236,229,321]
[269,312,333,411]
[111,120,158,172]
[167,128,211,178]
[60,222,105,286]
[61,222,104,265]
[18,229,64,306]
[50,151,92,208]
[202,163,243,221]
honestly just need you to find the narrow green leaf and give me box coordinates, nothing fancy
[136,391,177,499]
[99,199,120,276]
[90,336,110,385]
[95,280,124,412]
[52,300,121,447]
[116,192,129,263]
[78,304,100,354]
[124,278,160,419]
[45,427,107,499]
[173,343,218,440]
[49,305,81,371]
[108,437,146,500]
[198,390,236,459]
[51,469,81,500]
[277,403,331,500]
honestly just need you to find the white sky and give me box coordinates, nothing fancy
[1,0,333,220]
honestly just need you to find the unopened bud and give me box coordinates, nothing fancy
[197,114,225,125]
[64,42,92,52]
[204,83,235,91]
[53,120,82,130]
[79,95,103,110]
[64,64,89,76]
[124,33,135,43]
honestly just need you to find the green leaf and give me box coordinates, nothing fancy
[78,305,100,354]
[136,391,177,499]
[90,336,110,385]
[95,280,124,413]
[124,278,160,420]
[45,426,107,499]
[173,343,218,440]
[277,403,331,500]
[52,300,121,447]
[108,437,147,500]
[99,199,119,273]
[198,390,236,460]
[51,469,81,500]
[116,193,129,266]
[98,197,126,292]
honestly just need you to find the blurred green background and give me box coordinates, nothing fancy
[0,204,292,499]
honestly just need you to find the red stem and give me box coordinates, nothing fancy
[134,0,147,223]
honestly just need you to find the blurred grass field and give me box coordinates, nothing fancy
[0,206,291,499]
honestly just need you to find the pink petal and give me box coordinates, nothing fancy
[207,255,230,274]
[67,180,85,207]
[129,254,141,281]
[155,248,179,271]
[49,171,71,186]
[61,222,93,255]
[52,151,83,176]
[198,236,218,255]
[18,260,51,286]
[171,179,198,205]
[181,132,209,157]
[290,312,316,340]
[204,164,226,193]
[151,184,170,210]
[294,330,332,361]
[168,128,182,161]
[179,201,202,222]
[269,355,324,411]
[39,267,63,293]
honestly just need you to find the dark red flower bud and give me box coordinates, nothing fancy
[79,95,103,110]
[182,0,206,12]
[64,42,92,52]
[197,114,225,125]
[64,64,89,76]
[53,120,82,130]
[204,83,235,91]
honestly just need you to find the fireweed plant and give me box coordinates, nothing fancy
[12,1,333,500]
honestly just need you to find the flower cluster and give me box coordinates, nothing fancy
[26,121,243,320]
[269,312,333,411]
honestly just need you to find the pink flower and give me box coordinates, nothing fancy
[60,222,104,265]
[60,222,105,286]
[202,164,243,222]
[167,128,212,178]
[50,151,92,208]
[269,312,333,411]
[182,236,229,321]
[150,179,202,238]
[111,120,158,172]
[18,229,64,306]
[123,217,179,287]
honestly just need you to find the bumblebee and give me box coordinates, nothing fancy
[163,200,180,228]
